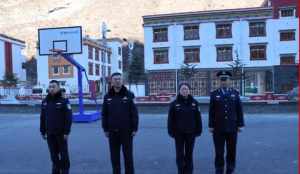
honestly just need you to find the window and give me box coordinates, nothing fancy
[184,47,200,63]
[102,65,106,76]
[184,25,199,40]
[101,50,105,62]
[280,8,295,17]
[216,23,232,38]
[153,48,169,64]
[88,46,93,59]
[95,48,99,61]
[118,47,122,55]
[250,44,267,60]
[63,65,70,74]
[118,60,122,69]
[108,67,111,76]
[52,66,59,75]
[280,30,295,41]
[153,27,168,42]
[280,54,296,65]
[249,22,266,37]
[216,46,233,62]
[108,53,111,64]
[88,62,93,75]
[95,64,100,75]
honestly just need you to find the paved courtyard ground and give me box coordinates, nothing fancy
[0,112,298,174]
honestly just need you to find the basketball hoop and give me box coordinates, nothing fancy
[38,26,82,56]
[49,49,64,59]
[49,48,64,55]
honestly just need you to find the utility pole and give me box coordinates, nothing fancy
[101,22,111,98]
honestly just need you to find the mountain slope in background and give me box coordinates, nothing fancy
[0,0,264,57]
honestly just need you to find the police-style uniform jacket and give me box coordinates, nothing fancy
[209,88,244,133]
[168,95,202,137]
[40,92,73,136]
[102,86,139,132]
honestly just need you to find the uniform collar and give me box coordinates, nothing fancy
[46,91,62,101]
[109,85,128,97]
[177,94,193,104]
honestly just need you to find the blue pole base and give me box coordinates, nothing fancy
[72,111,101,123]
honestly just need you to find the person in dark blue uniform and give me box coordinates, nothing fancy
[209,71,245,174]
[102,72,139,174]
[168,83,202,174]
[40,80,73,174]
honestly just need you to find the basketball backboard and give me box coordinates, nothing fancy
[38,26,82,55]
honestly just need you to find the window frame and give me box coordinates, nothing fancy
[62,65,70,74]
[250,44,267,61]
[153,27,168,42]
[153,48,169,64]
[216,45,233,62]
[280,54,296,65]
[52,65,60,75]
[249,21,266,37]
[280,7,296,18]
[95,64,100,76]
[184,47,200,63]
[95,48,99,61]
[88,62,94,75]
[88,46,93,60]
[184,25,200,40]
[216,23,232,39]
[280,30,296,41]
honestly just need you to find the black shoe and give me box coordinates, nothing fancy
[61,170,69,174]
[216,169,224,174]
[226,169,234,174]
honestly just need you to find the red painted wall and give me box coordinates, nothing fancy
[4,41,13,75]
[270,0,298,18]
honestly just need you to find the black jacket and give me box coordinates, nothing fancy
[102,86,139,132]
[168,95,202,137]
[40,92,73,135]
[209,88,245,133]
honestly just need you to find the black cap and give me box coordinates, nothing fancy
[216,70,232,78]
[49,80,60,86]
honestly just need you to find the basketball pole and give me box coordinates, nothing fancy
[39,26,99,122]
[59,53,86,116]
[78,65,84,116]
[58,53,99,122]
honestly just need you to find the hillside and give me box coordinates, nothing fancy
[0,0,264,57]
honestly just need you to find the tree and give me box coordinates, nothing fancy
[228,50,246,95]
[179,63,197,82]
[1,72,18,87]
[127,41,145,90]
[22,56,37,86]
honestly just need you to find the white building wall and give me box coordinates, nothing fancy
[36,53,49,89]
[0,39,26,82]
[144,17,299,71]
[125,84,145,97]
[107,41,123,73]
[12,44,26,81]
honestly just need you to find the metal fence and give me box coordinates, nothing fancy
[0,87,32,97]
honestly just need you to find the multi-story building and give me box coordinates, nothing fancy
[143,0,298,96]
[0,34,27,85]
[98,38,123,74]
[37,37,123,95]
